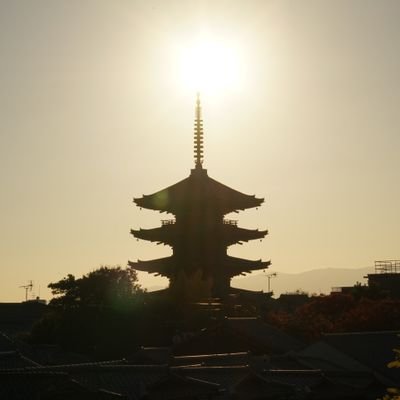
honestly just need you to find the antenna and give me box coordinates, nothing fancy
[19,280,33,302]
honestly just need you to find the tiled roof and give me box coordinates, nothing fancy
[263,369,387,398]
[0,331,16,352]
[173,351,250,366]
[174,317,302,356]
[232,371,296,398]
[15,364,168,400]
[297,341,370,372]
[130,255,269,276]
[0,328,394,399]
[134,169,263,215]
[0,331,42,369]
[322,331,400,384]
[309,373,383,400]
[252,353,314,371]
[18,343,92,366]
[128,346,172,365]
[224,318,303,354]
[0,370,124,399]
[146,372,221,399]
[0,359,389,399]
[324,370,385,390]
[0,302,47,334]
[173,365,250,389]
[0,350,40,369]
[263,369,323,388]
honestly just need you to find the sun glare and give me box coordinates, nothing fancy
[177,36,244,95]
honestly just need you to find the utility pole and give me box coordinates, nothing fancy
[265,272,277,294]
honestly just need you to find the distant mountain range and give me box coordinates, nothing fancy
[232,267,373,297]
[146,267,374,297]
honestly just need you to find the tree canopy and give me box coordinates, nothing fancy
[48,266,144,308]
[265,293,400,341]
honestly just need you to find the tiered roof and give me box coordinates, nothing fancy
[134,167,264,215]
[128,256,270,278]
[130,94,269,296]
[131,223,267,247]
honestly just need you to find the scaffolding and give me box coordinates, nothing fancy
[374,260,400,274]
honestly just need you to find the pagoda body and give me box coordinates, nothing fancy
[129,95,270,298]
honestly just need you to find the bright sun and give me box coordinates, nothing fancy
[176,35,244,95]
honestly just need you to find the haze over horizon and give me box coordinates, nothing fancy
[1,1,399,302]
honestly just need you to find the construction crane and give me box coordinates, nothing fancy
[19,280,33,302]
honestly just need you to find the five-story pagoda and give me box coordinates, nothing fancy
[129,95,270,298]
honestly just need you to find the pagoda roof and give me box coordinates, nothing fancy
[128,257,175,276]
[224,256,270,276]
[128,255,270,277]
[131,224,268,246]
[134,168,264,215]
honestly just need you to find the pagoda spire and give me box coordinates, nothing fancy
[194,92,204,169]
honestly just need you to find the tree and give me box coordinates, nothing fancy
[29,266,145,357]
[265,293,400,342]
[380,348,400,400]
[48,266,144,309]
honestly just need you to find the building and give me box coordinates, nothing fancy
[0,300,47,335]
[0,332,392,399]
[129,95,269,298]
[365,260,400,298]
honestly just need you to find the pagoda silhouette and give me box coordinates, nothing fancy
[129,94,270,299]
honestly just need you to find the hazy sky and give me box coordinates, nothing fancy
[1,0,399,301]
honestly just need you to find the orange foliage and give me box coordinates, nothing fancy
[265,294,400,341]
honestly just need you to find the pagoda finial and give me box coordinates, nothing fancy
[194,92,204,169]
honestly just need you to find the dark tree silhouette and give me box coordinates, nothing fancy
[48,266,144,308]
[30,266,146,357]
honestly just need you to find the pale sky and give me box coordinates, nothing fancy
[1,0,399,302]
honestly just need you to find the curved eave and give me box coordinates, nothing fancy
[133,170,265,214]
[226,197,264,214]
[131,226,175,245]
[133,174,189,212]
[134,196,172,213]
[128,255,271,278]
[131,225,268,247]
[224,256,271,276]
[224,226,268,245]
[128,256,173,277]
[134,195,263,214]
